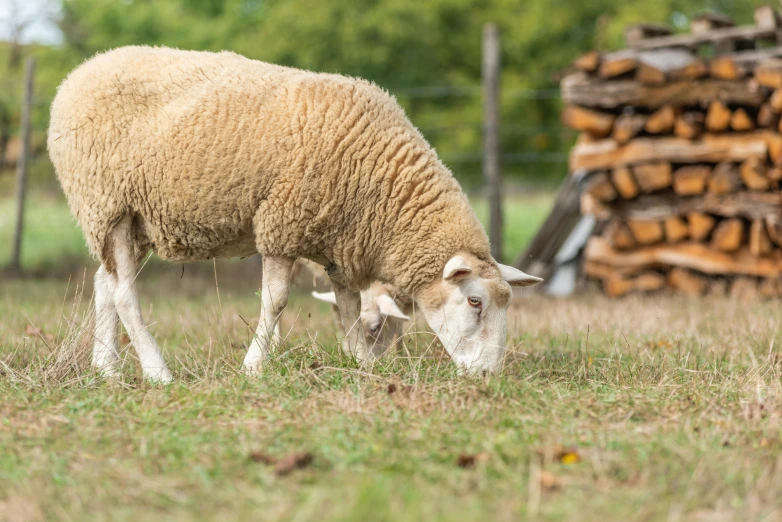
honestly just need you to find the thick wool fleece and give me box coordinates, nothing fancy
[48,46,494,295]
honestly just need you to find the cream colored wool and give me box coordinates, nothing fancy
[48,45,496,297]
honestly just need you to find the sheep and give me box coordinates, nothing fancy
[312,281,412,357]
[47,45,542,383]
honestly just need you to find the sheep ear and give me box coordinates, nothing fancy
[375,294,410,321]
[498,263,543,287]
[311,291,338,305]
[443,256,473,281]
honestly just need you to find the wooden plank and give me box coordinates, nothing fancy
[627,218,664,245]
[691,13,735,34]
[560,72,766,110]
[561,105,615,138]
[573,51,600,73]
[708,162,742,195]
[611,165,640,199]
[612,113,647,144]
[730,108,755,131]
[675,111,705,139]
[631,20,777,51]
[706,101,732,132]
[584,236,782,278]
[583,260,650,280]
[689,212,716,241]
[645,106,678,134]
[584,171,617,202]
[570,133,768,172]
[664,216,689,243]
[605,220,636,250]
[583,191,782,221]
[750,219,773,256]
[711,218,744,252]
[625,24,672,46]
[673,165,710,196]
[667,267,707,297]
[755,59,782,88]
[739,157,770,190]
[599,50,638,79]
[633,162,672,193]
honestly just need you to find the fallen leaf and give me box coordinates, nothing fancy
[273,452,314,476]
[456,452,489,469]
[536,445,582,465]
[559,451,581,465]
[540,470,563,491]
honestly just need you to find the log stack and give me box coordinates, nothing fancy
[562,6,782,297]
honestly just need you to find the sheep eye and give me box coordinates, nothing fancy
[467,297,482,308]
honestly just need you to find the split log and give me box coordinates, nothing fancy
[750,219,773,256]
[769,166,782,184]
[611,166,640,199]
[739,157,770,190]
[627,218,664,245]
[757,103,780,128]
[645,106,678,134]
[730,108,755,131]
[561,73,766,110]
[569,133,770,172]
[561,105,615,137]
[755,59,782,89]
[599,50,638,79]
[711,218,744,252]
[765,216,782,247]
[706,101,732,132]
[603,272,666,298]
[688,212,716,241]
[633,162,672,193]
[709,55,746,80]
[770,90,782,112]
[573,51,600,73]
[605,220,636,250]
[612,113,647,144]
[674,112,704,139]
[625,24,672,46]
[667,267,707,297]
[691,13,735,34]
[584,172,617,202]
[708,162,742,195]
[754,5,781,31]
[673,165,710,196]
[583,191,782,222]
[636,50,705,85]
[584,236,782,278]
[664,216,689,243]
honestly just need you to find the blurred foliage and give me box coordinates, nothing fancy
[0,0,770,186]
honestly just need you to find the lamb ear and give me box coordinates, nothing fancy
[443,256,473,281]
[311,291,338,305]
[498,263,543,287]
[375,294,410,321]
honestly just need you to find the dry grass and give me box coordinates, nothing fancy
[2,266,782,521]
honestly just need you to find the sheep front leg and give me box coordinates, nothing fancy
[331,282,371,364]
[243,256,294,373]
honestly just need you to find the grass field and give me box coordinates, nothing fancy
[3,185,782,520]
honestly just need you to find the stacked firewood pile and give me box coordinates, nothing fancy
[562,6,782,297]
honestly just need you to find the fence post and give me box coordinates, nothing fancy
[10,56,35,273]
[482,23,502,262]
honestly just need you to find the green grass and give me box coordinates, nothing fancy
[2,271,782,521]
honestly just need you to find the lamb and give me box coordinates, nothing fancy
[312,281,412,357]
[47,46,542,383]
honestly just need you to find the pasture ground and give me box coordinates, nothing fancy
[2,187,782,520]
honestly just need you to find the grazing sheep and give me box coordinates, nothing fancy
[48,46,542,382]
[312,281,412,357]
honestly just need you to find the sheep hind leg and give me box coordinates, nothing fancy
[108,219,172,383]
[92,265,120,377]
[242,256,295,374]
[331,282,372,365]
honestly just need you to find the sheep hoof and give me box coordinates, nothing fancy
[144,367,173,384]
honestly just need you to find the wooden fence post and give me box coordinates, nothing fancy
[483,23,503,262]
[10,56,35,273]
